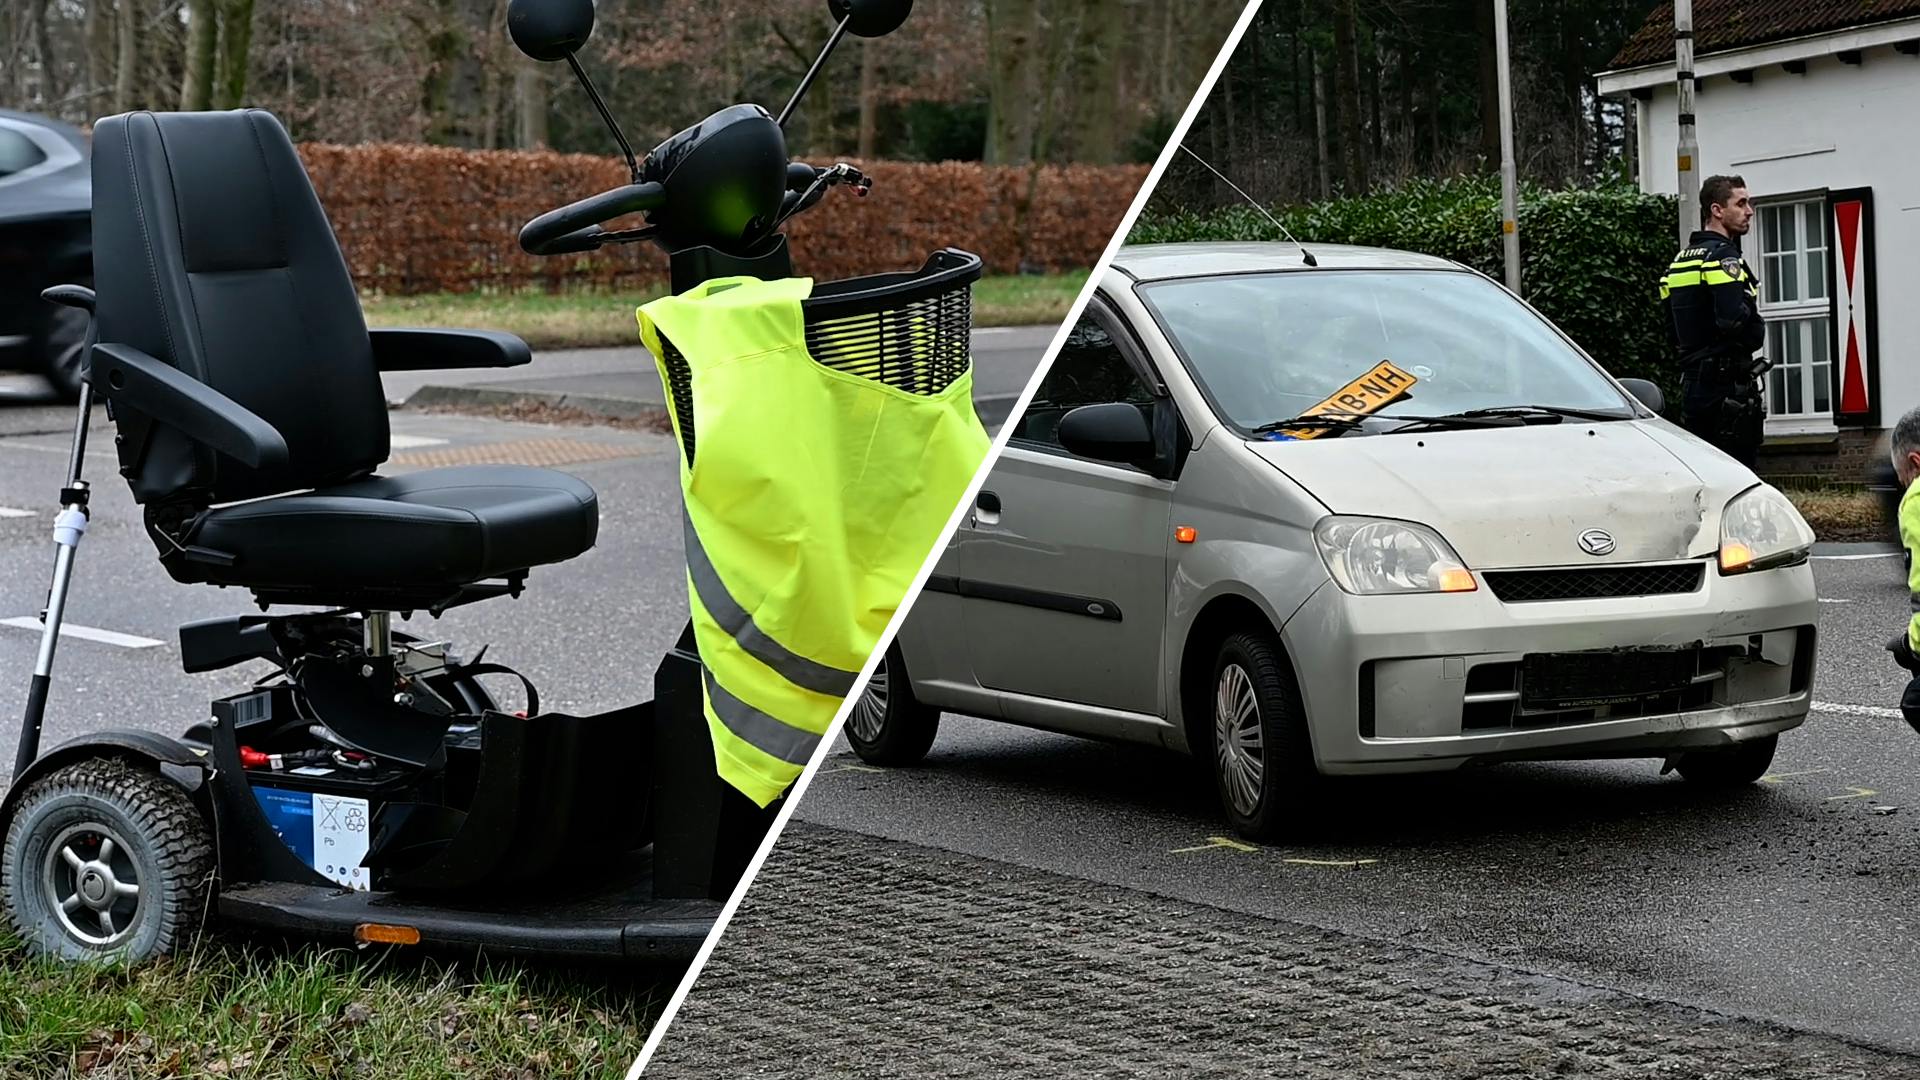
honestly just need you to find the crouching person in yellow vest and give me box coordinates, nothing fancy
[639,275,990,807]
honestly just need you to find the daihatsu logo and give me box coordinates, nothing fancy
[1577,528,1616,557]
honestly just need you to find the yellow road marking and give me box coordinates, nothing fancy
[1826,787,1879,802]
[1759,769,1828,784]
[1171,836,1258,854]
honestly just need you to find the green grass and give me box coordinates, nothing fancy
[1786,486,1885,543]
[0,933,668,1079]
[361,271,1089,350]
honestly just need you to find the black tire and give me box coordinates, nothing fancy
[844,644,939,766]
[38,300,88,402]
[2,757,214,963]
[1674,734,1779,788]
[1208,630,1321,843]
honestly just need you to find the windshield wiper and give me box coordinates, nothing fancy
[1251,414,1370,435]
[1446,404,1633,423]
[1254,411,1523,438]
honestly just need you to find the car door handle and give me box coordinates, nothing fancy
[974,489,1001,526]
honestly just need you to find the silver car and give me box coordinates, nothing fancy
[851,242,1820,841]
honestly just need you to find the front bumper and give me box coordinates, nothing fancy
[1282,559,1818,773]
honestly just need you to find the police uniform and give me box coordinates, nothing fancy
[1660,229,1768,466]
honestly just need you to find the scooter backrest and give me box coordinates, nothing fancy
[90,109,390,505]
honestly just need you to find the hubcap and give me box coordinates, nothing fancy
[1214,663,1265,817]
[848,659,890,744]
[44,822,143,949]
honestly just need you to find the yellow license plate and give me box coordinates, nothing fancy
[1274,360,1419,440]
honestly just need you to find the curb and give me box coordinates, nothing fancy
[405,384,1023,428]
[402,384,669,422]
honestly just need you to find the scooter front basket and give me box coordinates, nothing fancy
[657,247,983,464]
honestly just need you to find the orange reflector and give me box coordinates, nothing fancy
[354,923,421,946]
[1439,568,1478,593]
[1720,542,1753,572]
[1174,526,1198,544]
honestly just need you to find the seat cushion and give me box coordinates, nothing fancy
[187,465,598,588]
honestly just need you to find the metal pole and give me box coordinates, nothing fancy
[778,16,852,129]
[15,385,93,781]
[1493,0,1521,294]
[1675,0,1699,245]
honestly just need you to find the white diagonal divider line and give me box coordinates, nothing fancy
[0,616,164,649]
[1812,700,1905,720]
[0,507,34,518]
[623,1,1273,1073]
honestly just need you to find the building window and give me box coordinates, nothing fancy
[1756,198,1832,428]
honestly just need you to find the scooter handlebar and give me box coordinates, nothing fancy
[520,181,667,256]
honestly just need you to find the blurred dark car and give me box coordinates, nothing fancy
[0,109,90,400]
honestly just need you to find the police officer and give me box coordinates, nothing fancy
[1660,174,1769,467]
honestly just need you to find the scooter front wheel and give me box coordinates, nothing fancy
[3,757,213,963]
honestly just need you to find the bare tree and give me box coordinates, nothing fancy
[215,0,256,109]
[181,0,217,110]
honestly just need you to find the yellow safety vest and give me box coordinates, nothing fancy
[638,276,989,806]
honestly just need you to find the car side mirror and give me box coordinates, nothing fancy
[1058,403,1155,468]
[1619,378,1664,414]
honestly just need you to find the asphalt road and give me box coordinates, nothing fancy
[694,550,1920,1065]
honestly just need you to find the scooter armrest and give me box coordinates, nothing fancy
[90,342,290,471]
[368,328,533,372]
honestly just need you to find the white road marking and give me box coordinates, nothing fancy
[389,434,448,449]
[0,441,118,462]
[0,617,163,649]
[1814,552,1899,561]
[1814,701,1905,720]
[0,507,33,518]
[1818,597,1851,604]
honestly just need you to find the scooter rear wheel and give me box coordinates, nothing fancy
[3,758,213,963]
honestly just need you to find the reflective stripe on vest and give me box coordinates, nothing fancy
[638,275,991,807]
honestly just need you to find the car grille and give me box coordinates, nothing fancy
[1483,563,1704,603]
[1460,645,1741,731]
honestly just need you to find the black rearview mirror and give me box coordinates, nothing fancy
[830,0,913,37]
[508,0,596,62]
[1058,403,1156,469]
[1619,377,1664,414]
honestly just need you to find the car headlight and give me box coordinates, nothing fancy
[1313,516,1477,594]
[1718,485,1814,574]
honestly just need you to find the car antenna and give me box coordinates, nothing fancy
[1177,144,1317,267]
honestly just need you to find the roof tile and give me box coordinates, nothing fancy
[1610,0,1920,69]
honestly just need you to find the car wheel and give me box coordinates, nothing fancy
[1674,734,1778,788]
[845,645,940,766]
[39,301,88,402]
[1209,630,1320,843]
[2,757,214,963]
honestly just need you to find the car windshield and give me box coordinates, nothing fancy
[1138,269,1634,433]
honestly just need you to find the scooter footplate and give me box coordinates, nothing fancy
[217,854,717,962]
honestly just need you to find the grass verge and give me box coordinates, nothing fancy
[0,933,670,1079]
[361,271,1089,351]
[1785,487,1886,544]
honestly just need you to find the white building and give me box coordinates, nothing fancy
[1598,0,1920,478]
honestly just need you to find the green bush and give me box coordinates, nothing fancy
[1130,178,1686,408]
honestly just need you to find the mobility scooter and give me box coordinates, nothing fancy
[1,0,980,962]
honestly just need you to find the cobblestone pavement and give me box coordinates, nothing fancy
[646,824,1920,1079]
